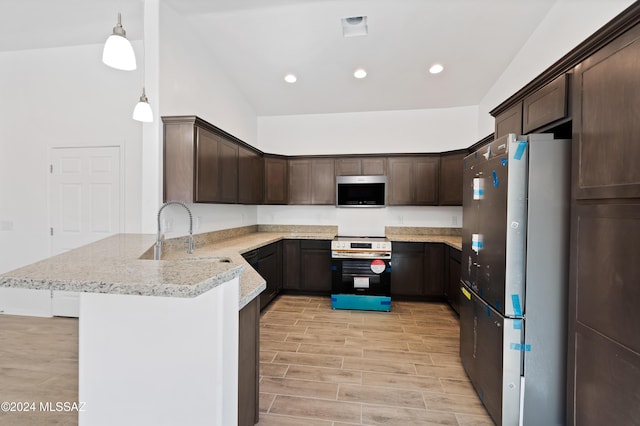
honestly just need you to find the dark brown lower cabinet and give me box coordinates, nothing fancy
[282,239,331,294]
[238,296,259,426]
[444,246,461,314]
[567,203,640,425]
[390,242,445,299]
[256,242,282,310]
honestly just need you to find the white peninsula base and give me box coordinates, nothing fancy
[78,277,239,426]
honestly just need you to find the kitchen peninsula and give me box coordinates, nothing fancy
[0,233,247,425]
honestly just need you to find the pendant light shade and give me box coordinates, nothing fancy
[132,88,153,122]
[102,13,137,71]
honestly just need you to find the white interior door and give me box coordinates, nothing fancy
[49,146,121,316]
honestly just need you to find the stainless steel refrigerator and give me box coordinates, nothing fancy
[460,133,570,425]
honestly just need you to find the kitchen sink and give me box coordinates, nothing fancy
[138,249,232,263]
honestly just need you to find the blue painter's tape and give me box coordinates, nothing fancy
[513,319,522,330]
[512,295,523,317]
[486,306,491,317]
[514,141,527,160]
[331,294,392,312]
[510,343,532,352]
[473,189,484,197]
[492,170,499,187]
[501,158,508,166]
[495,300,501,311]
[331,265,337,271]
[386,267,392,273]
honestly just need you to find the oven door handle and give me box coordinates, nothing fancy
[331,252,391,259]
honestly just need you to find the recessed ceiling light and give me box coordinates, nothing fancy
[354,69,367,79]
[429,64,444,74]
[284,74,297,83]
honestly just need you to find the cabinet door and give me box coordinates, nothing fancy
[299,240,332,293]
[282,240,301,290]
[522,74,568,134]
[423,243,445,297]
[336,158,361,176]
[311,159,335,205]
[257,242,281,310]
[195,127,220,202]
[387,157,413,205]
[218,138,239,203]
[288,159,312,204]
[238,146,263,204]
[390,242,424,297]
[361,157,386,176]
[439,152,465,206]
[238,297,259,426]
[445,247,462,314]
[572,27,640,200]
[336,157,386,176]
[264,156,288,204]
[494,101,522,139]
[414,156,439,205]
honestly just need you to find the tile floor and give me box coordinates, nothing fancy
[257,295,495,425]
[0,295,494,426]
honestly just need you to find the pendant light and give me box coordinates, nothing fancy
[132,8,153,123]
[102,13,137,71]
[132,87,153,122]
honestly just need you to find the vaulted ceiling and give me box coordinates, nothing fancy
[2,0,557,115]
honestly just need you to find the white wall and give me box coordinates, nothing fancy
[0,44,143,274]
[149,1,261,235]
[477,0,636,137]
[258,106,478,155]
[258,205,462,236]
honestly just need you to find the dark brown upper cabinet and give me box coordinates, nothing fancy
[572,25,640,200]
[522,74,569,134]
[288,158,335,205]
[439,150,466,206]
[335,157,386,176]
[388,155,440,205]
[163,116,237,203]
[238,145,263,204]
[494,101,523,139]
[263,155,288,205]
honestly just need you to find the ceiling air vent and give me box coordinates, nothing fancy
[341,16,368,37]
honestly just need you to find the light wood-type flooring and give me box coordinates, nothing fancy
[0,295,494,425]
[257,295,494,425]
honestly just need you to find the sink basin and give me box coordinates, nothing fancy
[138,250,232,263]
[175,256,233,263]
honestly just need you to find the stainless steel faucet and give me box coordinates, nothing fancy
[154,201,195,260]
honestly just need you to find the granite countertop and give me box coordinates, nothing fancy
[386,234,462,250]
[0,225,460,310]
[0,229,337,310]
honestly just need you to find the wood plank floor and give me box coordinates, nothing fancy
[0,314,78,426]
[257,295,494,425]
[0,295,494,425]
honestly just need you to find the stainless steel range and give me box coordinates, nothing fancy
[330,236,392,311]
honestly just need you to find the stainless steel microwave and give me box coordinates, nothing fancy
[336,175,386,207]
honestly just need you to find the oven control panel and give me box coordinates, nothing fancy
[331,238,392,259]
